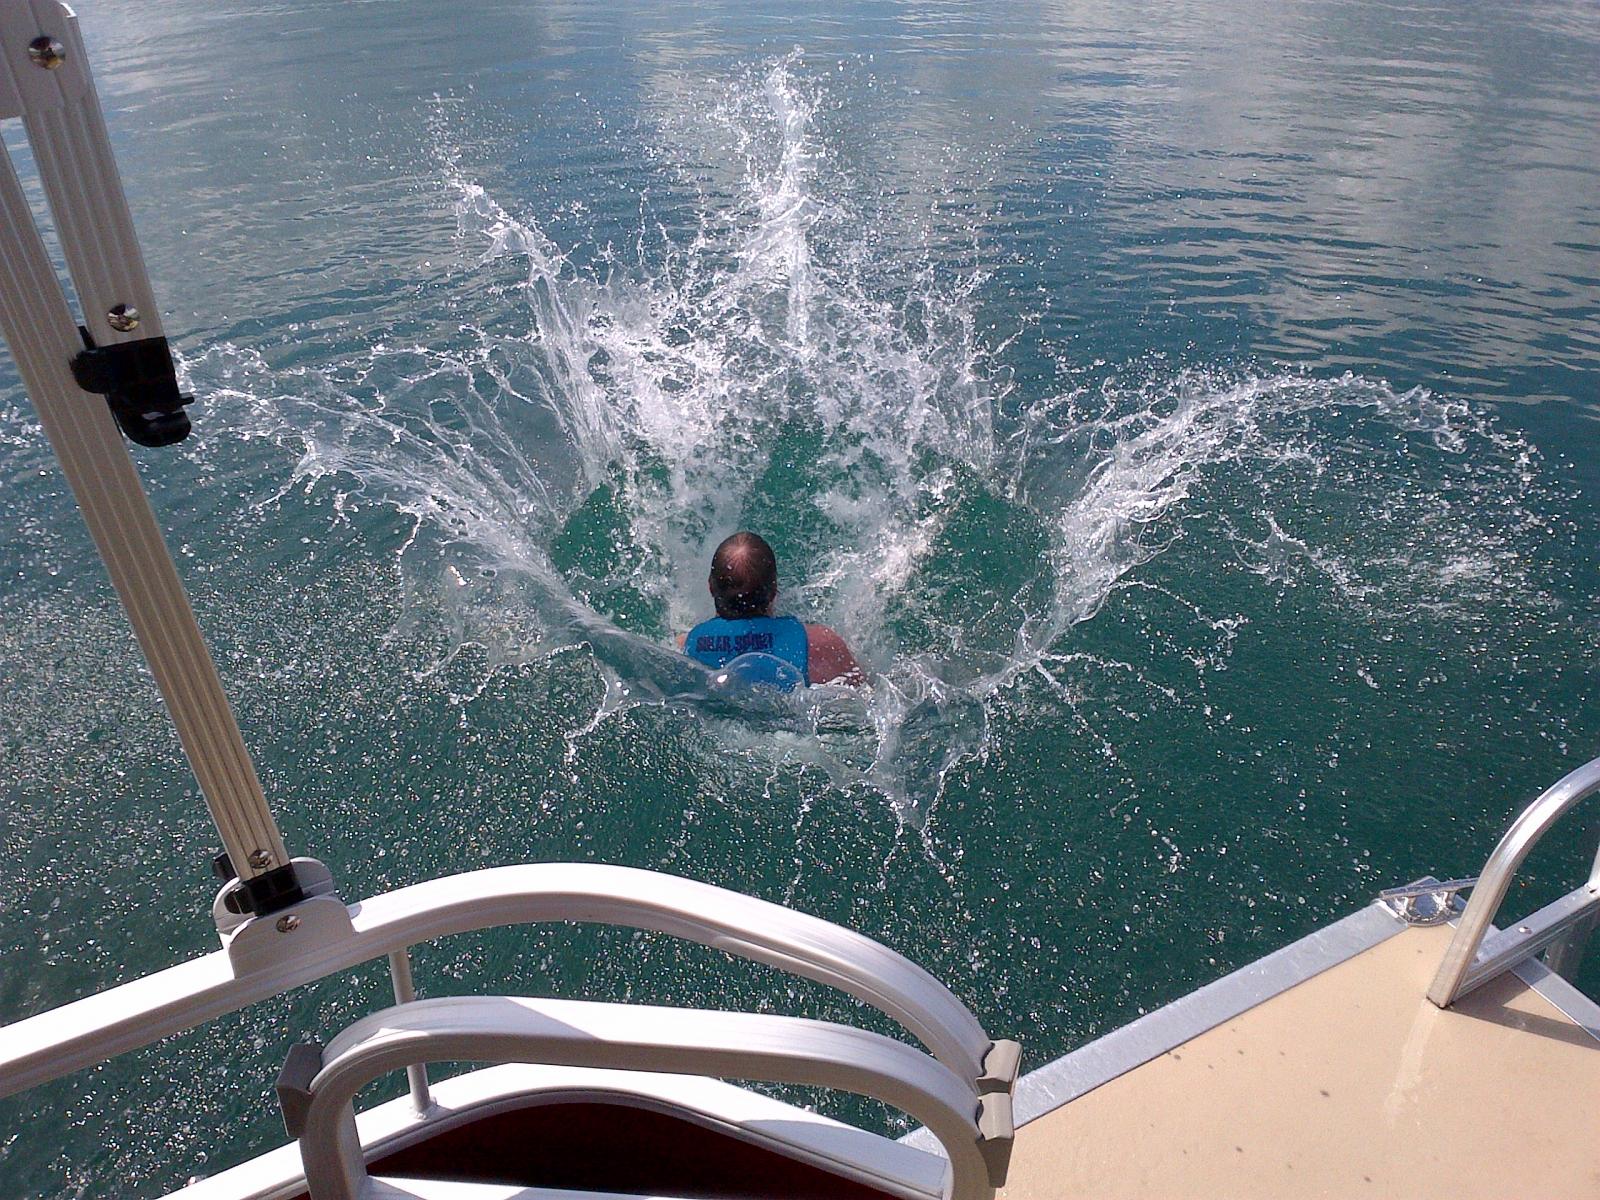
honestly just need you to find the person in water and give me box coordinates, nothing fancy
[683,531,864,689]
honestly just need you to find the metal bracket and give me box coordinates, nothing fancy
[1379,876,1478,926]
[212,856,338,933]
[70,332,193,446]
[224,893,356,977]
[215,857,353,978]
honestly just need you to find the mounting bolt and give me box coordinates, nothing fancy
[247,848,274,870]
[28,37,65,69]
[106,303,140,332]
[276,915,301,933]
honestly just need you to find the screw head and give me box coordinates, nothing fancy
[276,914,301,933]
[247,848,274,870]
[28,37,65,70]
[107,303,140,332]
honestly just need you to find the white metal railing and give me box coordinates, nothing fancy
[0,862,1018,1110]
[384,949,431,1113]
[0,864,1017,1196]
[1427,754,1600,1008]
[282,996,1007,1200]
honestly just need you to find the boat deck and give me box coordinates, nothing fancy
[1001,919,1600,1199]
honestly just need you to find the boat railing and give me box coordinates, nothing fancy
[0,863,1014,1091]
[279,994,1006,1200]
[1428,753,1600,1008]
[0,863,1018,1185]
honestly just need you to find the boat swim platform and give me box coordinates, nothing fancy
[993,904,1600,1199]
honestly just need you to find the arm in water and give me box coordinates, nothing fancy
[806,624,865,686]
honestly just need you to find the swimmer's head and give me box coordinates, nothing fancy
[709,531,778,619]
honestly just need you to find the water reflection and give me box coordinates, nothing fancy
[74,0,1598,420]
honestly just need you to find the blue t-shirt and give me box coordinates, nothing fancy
[684,615,811,691]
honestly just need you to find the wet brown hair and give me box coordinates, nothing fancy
[709,531,778,619]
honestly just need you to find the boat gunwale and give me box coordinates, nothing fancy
[933,894,1600,1146]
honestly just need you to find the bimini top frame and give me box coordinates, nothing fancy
[0,0,308,917]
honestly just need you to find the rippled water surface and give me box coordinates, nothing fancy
[1,2,1597,1194]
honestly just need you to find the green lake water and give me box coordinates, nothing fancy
[1,1,1597,1194]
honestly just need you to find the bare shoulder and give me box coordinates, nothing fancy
[805,623,865,686]
[804,623,849,653]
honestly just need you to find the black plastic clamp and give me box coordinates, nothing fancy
[239,862,310,915]
[70,330,193,447]
[212,851,318,919]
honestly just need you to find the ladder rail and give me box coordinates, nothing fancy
[1428,754,1600,1008]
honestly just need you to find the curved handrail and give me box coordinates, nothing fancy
[1427,754,1600,1007]
[343,864,995,1083]
[0,863,1006,1099]
[295,995,998,1200]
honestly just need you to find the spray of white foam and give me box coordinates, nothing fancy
[176,54,1557,841]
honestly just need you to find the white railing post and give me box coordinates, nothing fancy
[386,948,432,1113]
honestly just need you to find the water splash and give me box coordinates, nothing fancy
[177,55,1556,836]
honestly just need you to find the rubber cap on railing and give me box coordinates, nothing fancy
[978,1039,1022,1094]
[977,1091,1015,1186]
[276,1041,324,1139]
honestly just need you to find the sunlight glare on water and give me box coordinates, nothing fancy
[0,2,1596,1195]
